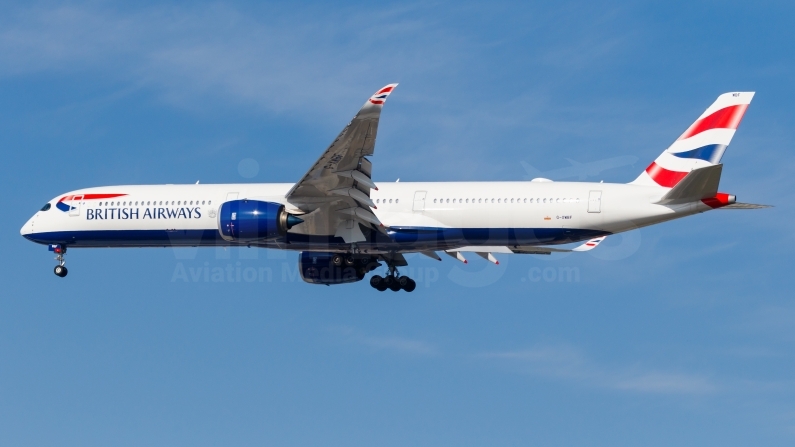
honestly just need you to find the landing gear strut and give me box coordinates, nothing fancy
[52,245,68,277]
[370,264,416,293]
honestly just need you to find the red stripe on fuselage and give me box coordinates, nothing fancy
[678,104,748,140]
[645,162,688,187]
[59,193,127,202]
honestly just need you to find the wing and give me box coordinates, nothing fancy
[443,237,608,263]
[285,84,398,241]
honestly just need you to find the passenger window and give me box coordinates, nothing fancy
[396,199,399,204]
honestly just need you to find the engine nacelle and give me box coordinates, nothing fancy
[299,252,379,285]
[218,200,303,242]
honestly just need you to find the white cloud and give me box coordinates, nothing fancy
[0,3,464,118]
[329,326,437,356]
[480,343,718,395]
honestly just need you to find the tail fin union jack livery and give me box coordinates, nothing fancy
[21,86,770,290]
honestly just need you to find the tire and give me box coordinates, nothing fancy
[403,278,416,292]
[388,278,401,292]
[398,276,410,288]
[345,256,355,266]
[54,265,68,277]
[331,254,343,267]
[370,275,384,289]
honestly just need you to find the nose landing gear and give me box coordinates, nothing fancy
[369,265,416,292]
[50,245,68,277]
[54,265,68,277]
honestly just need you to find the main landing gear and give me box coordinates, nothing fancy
[52,245,68,277]
[369,265,416,293]
[329,253,379,280]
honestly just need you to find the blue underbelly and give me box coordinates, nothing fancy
[23,227,608,250]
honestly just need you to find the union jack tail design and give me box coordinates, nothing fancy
[631,92,754,188]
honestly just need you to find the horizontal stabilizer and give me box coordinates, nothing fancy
[718,202,773,209]
[656,164,722,205]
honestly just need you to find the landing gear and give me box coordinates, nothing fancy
[369,265,416,292]
[51,245,68,278]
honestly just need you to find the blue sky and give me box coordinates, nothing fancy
[2,1,795,445]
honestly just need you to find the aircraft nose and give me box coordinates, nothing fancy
[20,216,34,236]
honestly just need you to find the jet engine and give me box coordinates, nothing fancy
[218,200,303,242]
[299,252,380,285]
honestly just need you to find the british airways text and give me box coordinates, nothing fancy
[85,207,202,220]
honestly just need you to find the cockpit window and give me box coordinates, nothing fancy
[40,203,51,211]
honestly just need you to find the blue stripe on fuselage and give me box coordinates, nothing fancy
[22,227,610,250]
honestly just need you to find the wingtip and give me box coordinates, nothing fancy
[368,84,399,105]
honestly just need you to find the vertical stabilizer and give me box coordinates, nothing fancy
[631,92,754,187]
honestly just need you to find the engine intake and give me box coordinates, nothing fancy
[219,200,303,242]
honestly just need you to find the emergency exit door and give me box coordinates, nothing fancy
[413,191,427,212]
[588,190,602,213]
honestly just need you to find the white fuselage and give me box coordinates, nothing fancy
[21,180,708,254]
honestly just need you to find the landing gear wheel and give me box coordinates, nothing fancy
[387,278,401,292]
[345,256,355,266]
[402,278,416,292]
[383,275,401,292]
[54,265,68,277]
[370,275,387,291]
[331,254,343,267]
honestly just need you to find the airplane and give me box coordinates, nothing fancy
[20,85,770,292]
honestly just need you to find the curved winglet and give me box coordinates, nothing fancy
[367,83,399,105]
